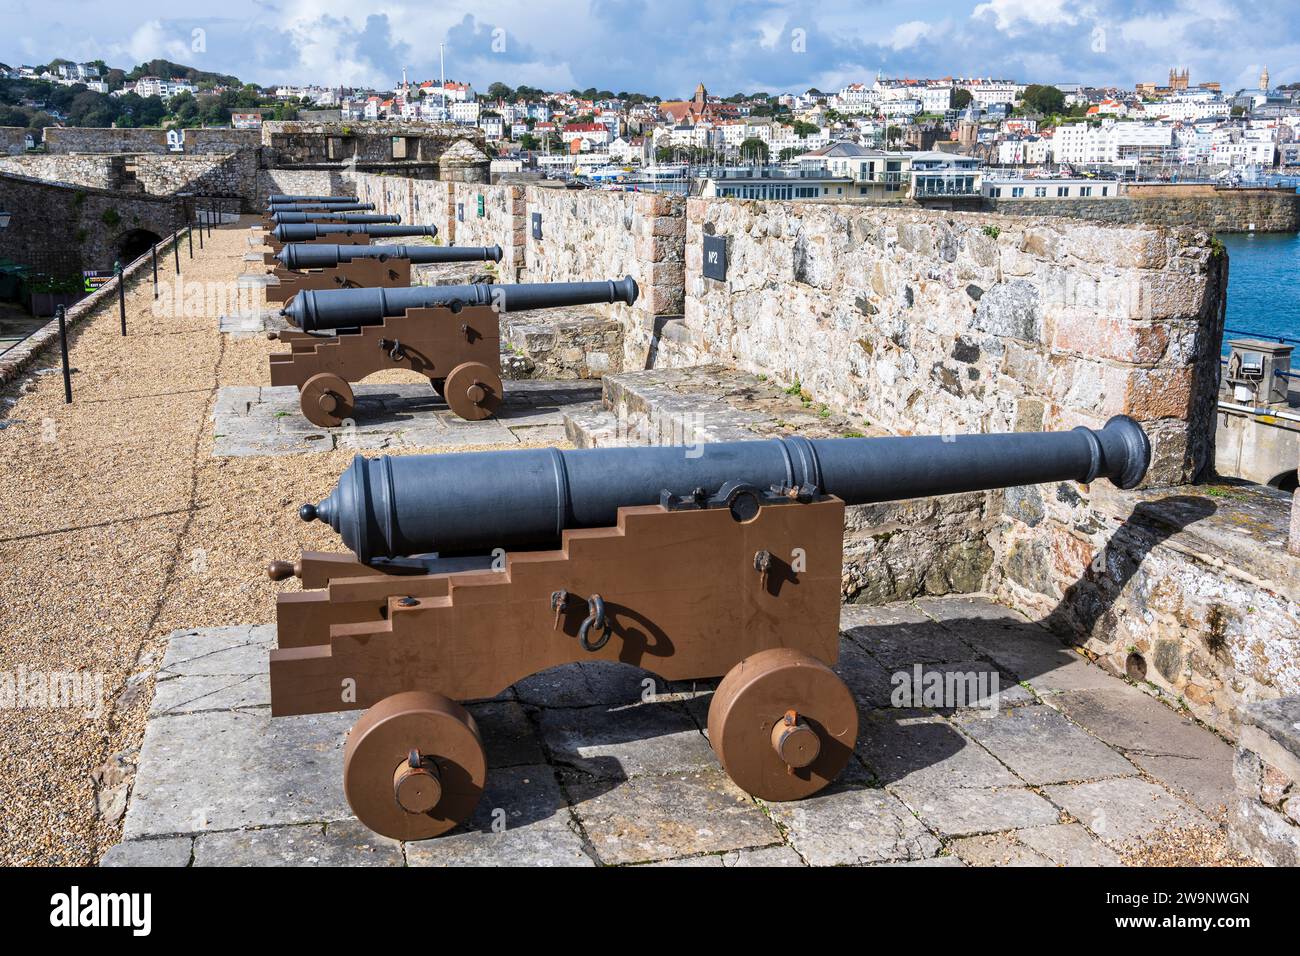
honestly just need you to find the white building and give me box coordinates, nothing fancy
[984,177,1121,199]
[450,101,481,125]
[997,136,1050,165]
[957,79,1023,108]
[133,76,196,100]
[1052,121,1173,165]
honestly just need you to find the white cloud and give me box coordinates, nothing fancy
[972,0,1079,33]
[888,20,931,50]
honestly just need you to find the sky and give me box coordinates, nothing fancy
[0,0,1295,97]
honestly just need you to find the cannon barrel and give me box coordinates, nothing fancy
[276,243,504,270]
[267,203,376,214]
[267,194,360,204]
[270,212,401,225]
[301,418,1152,563]
[270,223,437,244]
[283,275,639,332]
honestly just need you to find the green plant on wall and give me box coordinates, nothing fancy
[101,207,121,228]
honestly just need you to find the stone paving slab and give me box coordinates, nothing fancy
[892,785,1062,837]
[954,705,1140,785]
[212,379,601,456]
[766,782,943,865]
[1044,777,1211,849]
[566,769,781,866]
[1047,688,1235,813]
[105,594,1240,866]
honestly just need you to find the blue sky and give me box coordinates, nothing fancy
[0,0,1294,95]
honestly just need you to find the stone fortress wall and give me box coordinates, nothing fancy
[987,184,1300,233]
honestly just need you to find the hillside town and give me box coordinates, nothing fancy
[3,59,1299,202]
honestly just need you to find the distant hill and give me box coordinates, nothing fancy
[125,59,245,89]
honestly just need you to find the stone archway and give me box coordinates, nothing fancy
[118,228,162,267]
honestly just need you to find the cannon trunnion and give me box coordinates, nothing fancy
[267,419,1152,841]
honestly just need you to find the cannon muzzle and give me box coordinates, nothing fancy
[266,194,360,204]
[300,418,1151,563]
[270,212,401,225]
[270,223,438,244]
[282,276,639,331]
[276,243,504,270]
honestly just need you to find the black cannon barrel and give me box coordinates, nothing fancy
[276,243,504,270]
[267,203,376,214]
[271,223,437,244]
[267,194,360,204]
[301,418,1152,563]
[283,275,639,331]
[270,212,401,225]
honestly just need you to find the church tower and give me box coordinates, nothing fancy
[1261,65,1270,91]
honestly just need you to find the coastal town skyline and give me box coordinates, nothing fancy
[1,0,1296,95]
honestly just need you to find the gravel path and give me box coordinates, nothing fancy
[0,219,561,864]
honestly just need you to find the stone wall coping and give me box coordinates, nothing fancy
[0,169,182,206]
[1240,697,1300,759]
[1090,482,1300,602]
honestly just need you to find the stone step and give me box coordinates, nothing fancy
[565,365,870,451]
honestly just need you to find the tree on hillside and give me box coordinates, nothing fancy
[486,82,513,100]
[792,120,819,137]
[951,88,972,109]
[1020,84,1065,115]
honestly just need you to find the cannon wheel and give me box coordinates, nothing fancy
[300,372,355,428]
[443,361,502,421]
[708,648,857,802]
[343,691,487,841]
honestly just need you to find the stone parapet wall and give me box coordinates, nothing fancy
[134,153,258,201]
[450,182,523,281]
[41,127,255,155]
[994,481,1299,737]
[350,174,452,247]
[0,127,27,155]
[988,187,1300,234]
[0,154,122,190]
[523,188,684,369]
[0,171,184,275]
[676,199,1225,489]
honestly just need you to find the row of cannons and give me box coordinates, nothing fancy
[258,193,637,424]
[259,194,1157,842]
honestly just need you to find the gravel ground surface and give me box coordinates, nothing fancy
[0,219,566,865]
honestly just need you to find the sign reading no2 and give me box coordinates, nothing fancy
[702,234,727,281]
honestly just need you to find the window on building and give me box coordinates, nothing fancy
[1100,186,1108,196]
[1057,186,1069,197]
[1012,187,1024,197]
[1080,186,1092,197]
[991,187,1001,198]
[1034,186,1047,197]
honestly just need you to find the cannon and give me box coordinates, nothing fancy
[282,276,639,332]
[271,223,437,244]
[265,244,504,305]
[266,417,1152,840]
[267,276,638,425]
[276,242,503,270]
[267,194,360,204]
[267,203,375,214]
[269,212,401,225]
